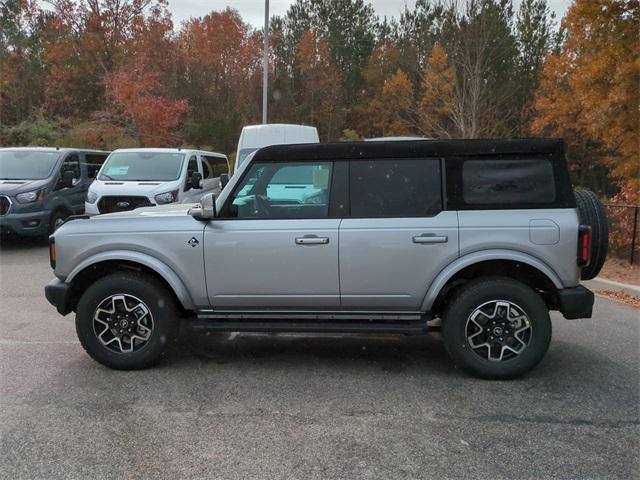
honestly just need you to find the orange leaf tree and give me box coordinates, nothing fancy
[417,43,455,138]
[106,64,189,146]
[532,0,640,191]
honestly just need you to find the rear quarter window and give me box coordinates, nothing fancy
[462,159,556,205]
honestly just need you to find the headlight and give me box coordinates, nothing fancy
[16,190,44,204]
[154,190,178,205]
[86,191,98,204]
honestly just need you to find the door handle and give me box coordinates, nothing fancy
[295,235,330,245]
[413,234,448,244]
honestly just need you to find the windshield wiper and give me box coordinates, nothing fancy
[100,174,115,180]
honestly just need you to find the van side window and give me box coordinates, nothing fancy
[85,154,107,179]
[185,156,198,191]
[58,154,81,188]
[462,158,555,205]
[350,159,442,217]
[203,155,228,178]
[226,161,332,219]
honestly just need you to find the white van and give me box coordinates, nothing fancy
[235,124,319,172]
[85,148,229,215]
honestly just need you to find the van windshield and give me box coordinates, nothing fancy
[99,152,185,181]
[0,150,61,180]
[237,148,258,168]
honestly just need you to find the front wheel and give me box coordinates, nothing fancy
[441,277,551,379]
[49,210,68,234]
[76,272,179,369]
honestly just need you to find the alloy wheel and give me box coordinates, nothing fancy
[93,294,154,353]
[465,300,532,362]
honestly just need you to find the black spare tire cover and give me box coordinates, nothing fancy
[574,190,608,280]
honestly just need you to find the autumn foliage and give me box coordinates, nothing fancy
[532,0,640,191]
[107,65,189,146]
[1,0,637,206]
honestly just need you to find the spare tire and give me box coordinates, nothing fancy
[574,190,608,280]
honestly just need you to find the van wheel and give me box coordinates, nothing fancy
[441,277,551,379]
[49,210,68,234]
[75,272,179,370]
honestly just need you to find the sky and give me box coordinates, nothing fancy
[167,0,572,28]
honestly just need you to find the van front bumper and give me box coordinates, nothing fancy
[0,210,50,237]
[557,285,594,319]
[45,278,73,315]
[84,202,100,216]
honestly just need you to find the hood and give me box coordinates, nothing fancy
[0,179,50,196]
[89,179,181,198]
[55,202,201,236]
[98,202,195,219]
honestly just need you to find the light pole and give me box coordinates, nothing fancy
[262,0,269,124]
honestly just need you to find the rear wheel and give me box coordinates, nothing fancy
[442,277,551,379]
[76,272,179,369]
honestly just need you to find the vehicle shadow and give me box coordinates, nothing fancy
[168,327,456,376]
[0,235,48,250]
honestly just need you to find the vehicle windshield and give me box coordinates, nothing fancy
[237,148,258,169]
[99,152,185,181]
[0,150,60,180]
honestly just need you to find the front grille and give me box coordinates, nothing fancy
[98,196,153,214]
[0,196,10,216]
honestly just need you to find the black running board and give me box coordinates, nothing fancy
[189,319,428,335]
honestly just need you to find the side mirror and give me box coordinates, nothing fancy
[190,171,203,189]
[61,170,75,189]
[220,173,229,189]
[189,193,217,221]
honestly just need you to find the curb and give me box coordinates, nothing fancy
[583,277,640,297]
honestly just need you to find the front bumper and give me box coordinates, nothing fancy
[84,201,100,216]
[45,278,73,315]
[557,285,594,319]
[0,210,50,237]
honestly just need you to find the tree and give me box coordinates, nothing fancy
[514,0,560,131]
[532,0,639,191]
[444,0,520,138]
[417,43,455,138]
[176,8,261,151]
[294,30,343,140]
[40,0,173,119]
[106,64,189,146]
[0,0,47,125]
[368,69,416,136]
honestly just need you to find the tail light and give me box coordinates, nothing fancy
[49,236,56,269]
[577,225,591,267]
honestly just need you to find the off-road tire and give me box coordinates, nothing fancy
[76,272,179,370]
[441,277,552,380]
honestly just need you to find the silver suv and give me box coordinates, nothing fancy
[44,139,608,379]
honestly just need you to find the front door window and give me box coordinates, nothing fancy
[225,161,332,219]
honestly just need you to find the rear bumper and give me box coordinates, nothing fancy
[44,278,73,316]
[557,285,594,319]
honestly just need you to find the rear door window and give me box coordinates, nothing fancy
[462,159,555,205]
[349,159,442,217]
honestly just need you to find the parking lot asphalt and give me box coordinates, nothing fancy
[0,238,638,480]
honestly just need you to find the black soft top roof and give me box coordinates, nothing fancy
[253,138,564,162]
